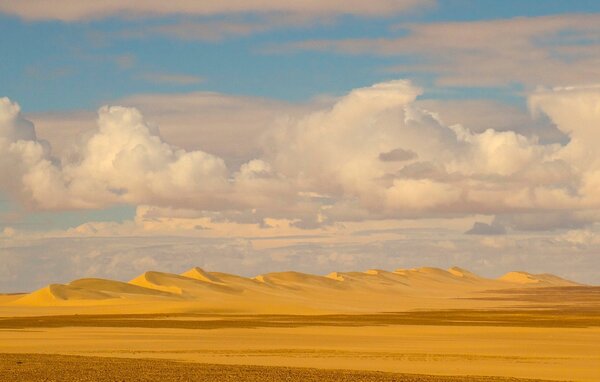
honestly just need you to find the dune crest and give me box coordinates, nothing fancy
[14,284,113,306]
[448,267,480,279]
[498,271,580,286]
[181,267,225,285]
[5,267,583,313]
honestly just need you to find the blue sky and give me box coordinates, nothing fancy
[2,0,600,112]
[1,1,600,290]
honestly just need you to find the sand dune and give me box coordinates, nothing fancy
[69,278,174,297]
[498,271,580,286]
[14,284,114,306]
[12,277,182,306]
[3,267,583,313]
[129,271,239,296]
[181,267,226,285]
[255,271,344,290]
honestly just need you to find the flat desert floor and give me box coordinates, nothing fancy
[1,269,599,381]
[1,305,599,381]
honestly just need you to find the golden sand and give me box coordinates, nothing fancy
[1,266,582,315]
[0,267,597,381]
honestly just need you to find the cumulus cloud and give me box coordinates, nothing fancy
[29,92,321,168]
[529,85,600,206]
[64,106,231,208]
[4,79,600,230]
[0,98,36,142]
[415,99,568,145]
[0,98,57,206]
[261,80,571,220]
[0,99,229,210]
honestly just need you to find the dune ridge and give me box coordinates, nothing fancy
[5,267,581,314]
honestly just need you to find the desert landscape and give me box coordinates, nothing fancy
[1,266,599,381]
[3,1,600,381]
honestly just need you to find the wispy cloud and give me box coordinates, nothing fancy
[143,20,271,41]
[114,53,136,70]
[109,13,336,42]
[136,72,203,86]
[280,14,600,87]
[0,0,433,21]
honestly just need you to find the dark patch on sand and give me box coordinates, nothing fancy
[0,353,552,382]
[1,306,599,330]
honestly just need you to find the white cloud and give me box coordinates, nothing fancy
[65,106,229,208]
[1,100,229,210]
[261,80,570,219]
[0,98,36,141]
[415,99,567,145]
[116,91,322,166]
[4,79,600,229]
[28,92,320,168]
[0,98,59,207]
[529,85,600,207]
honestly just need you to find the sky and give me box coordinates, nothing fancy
[1,0,600,291]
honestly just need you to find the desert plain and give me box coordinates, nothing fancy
[0,266,598,381]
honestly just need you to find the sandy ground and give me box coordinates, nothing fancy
[1,276,598,382]
[0,353,553,382]
[0,308,599,381]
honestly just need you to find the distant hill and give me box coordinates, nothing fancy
[5,267,581,314]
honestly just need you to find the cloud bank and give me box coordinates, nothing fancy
[2,226,600,292]
[2,80,600,231]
